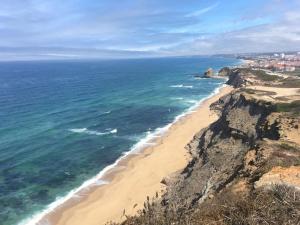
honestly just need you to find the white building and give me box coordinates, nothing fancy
[285,66,296,72]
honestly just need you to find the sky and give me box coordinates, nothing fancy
[0,0,300,60]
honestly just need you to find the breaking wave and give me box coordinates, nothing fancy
[170,84,193,88]
[68,128,117,136]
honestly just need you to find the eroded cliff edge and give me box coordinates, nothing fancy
[163,90,277,207]
[111,68,300,225]
[163,68,300,210]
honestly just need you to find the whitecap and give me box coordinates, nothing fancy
[170,84,193,89]
[109,129,118,134]
[185,99,198,104]
[68,128,117,136]
[171,97,184,100]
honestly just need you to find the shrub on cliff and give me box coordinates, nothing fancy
[275,100,300,115]
[108,185,300,225]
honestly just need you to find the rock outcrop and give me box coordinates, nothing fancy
[225,69,252,87]
[218,67,231,77]
[203,68,214,78]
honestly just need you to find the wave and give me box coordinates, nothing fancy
[171,97,199,105]
[19,84,227,225]
[129,126,171,153]
[101,110,111,115]
[184,99,198,104]
[174,84,226,122]
[170,84,193,89]
[172,97,184,100]
[68,128,117,136]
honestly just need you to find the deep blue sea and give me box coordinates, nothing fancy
[0,56,239,225]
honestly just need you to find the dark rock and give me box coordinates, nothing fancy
[193,74,202,78]
[203,68,214,78]
[225,68,255,88]
[218,67,231,76]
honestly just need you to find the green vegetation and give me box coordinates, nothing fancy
[256,143,300,174]
[240,88,278,97]
[254,71,281,81]
[277,77,300,88]
[284,68,300,77]
[240,68,281,81]
[275,100,300,114]
[108,185,300,225]
[241,88,256,94]
[279,142,299,152]
[268,151,300,168]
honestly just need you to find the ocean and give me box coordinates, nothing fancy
[0,56,239,225]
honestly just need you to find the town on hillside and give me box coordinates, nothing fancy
[237,51,300,75]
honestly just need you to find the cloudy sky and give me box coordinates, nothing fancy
[0,0,300,60]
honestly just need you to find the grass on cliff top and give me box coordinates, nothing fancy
[241,88,277,96]
[275,100,300,114]
[108,185,300,225]
[279,142,299,152]
[254,141,300,176]
[277,77,300,88]
[283,68,300,77]
[239,68,281,81]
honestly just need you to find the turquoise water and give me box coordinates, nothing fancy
[0,57,239,225]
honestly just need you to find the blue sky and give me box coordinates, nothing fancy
[0,0,300,60]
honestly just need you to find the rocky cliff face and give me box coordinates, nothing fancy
[114,67,300,225]
[218,67,231,77]
[225,68,254,87]
[163,91,278,208]
[223,67,283,88]
[160,68,300,213]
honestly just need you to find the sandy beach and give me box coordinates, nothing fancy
[39,85,233,225]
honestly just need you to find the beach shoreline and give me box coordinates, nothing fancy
[32,84,233,225]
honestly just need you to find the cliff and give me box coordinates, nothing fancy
[218,67,231,76]
[163,91,277,208]
[110,67,300,225]
[162,68,300,211]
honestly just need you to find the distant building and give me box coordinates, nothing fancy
[271,64,285,71]
[285,66,296,72]
[280,53,285,59]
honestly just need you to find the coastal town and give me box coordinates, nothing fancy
[237,51,300,75]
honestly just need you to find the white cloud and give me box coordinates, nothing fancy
[164,8,300,55]
[0,0,299,60]
[186,2,219,17]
